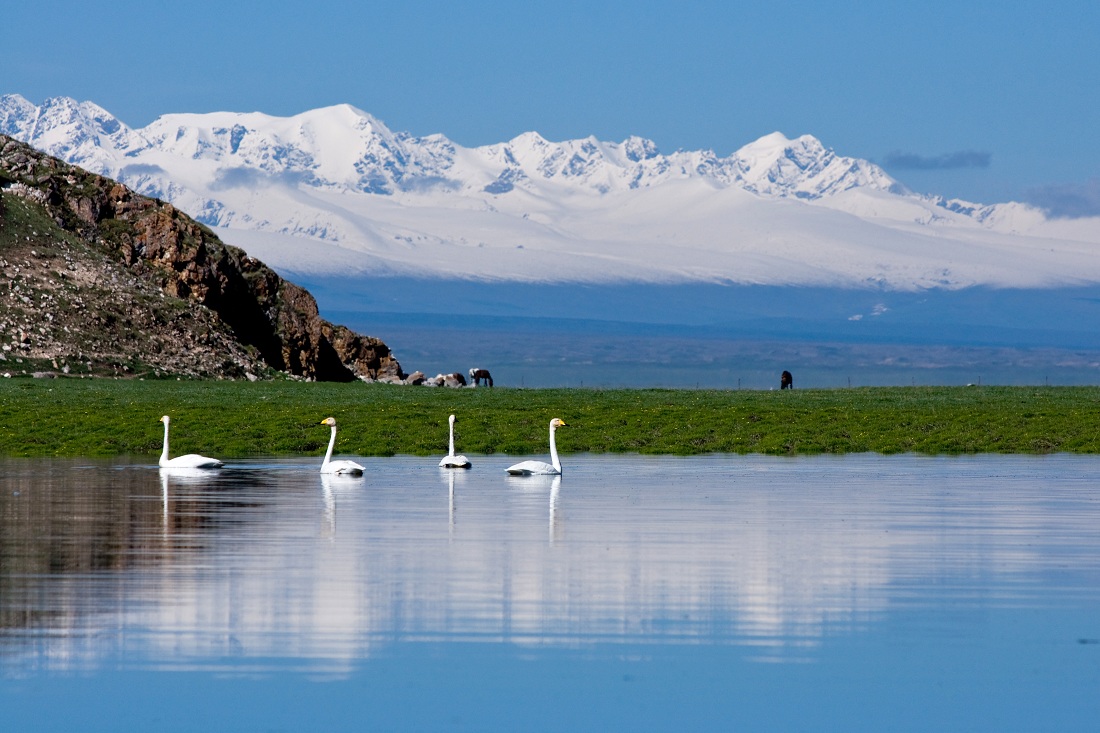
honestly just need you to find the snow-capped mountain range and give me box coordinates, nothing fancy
[3,93,1099,289]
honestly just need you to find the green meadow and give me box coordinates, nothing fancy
[1,378,1098,458]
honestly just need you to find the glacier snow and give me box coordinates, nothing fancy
[4,93,1100,290]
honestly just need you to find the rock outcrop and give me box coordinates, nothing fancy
[0,135,404,381]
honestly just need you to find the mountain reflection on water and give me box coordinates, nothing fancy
[2,454,1099,676]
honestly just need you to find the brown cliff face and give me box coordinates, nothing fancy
[0,135,403,381]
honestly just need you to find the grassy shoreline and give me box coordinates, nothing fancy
[1,379,1098,458]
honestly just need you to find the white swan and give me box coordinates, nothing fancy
[319,417,365,475]
[439,414,471,469]
[158,415,223,469]
[506,418,568,475]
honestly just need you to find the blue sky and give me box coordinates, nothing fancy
[5,0,1099,212]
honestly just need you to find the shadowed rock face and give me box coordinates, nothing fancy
[0,134,404,381]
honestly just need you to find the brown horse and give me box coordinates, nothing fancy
[469,368,494,387]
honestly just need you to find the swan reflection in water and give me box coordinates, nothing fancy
[320,472,363,538]
[448,470,455,537]
[549,476,562,544]
[440,467,472,540]
[159,466,221,529]
[504,472,563,544]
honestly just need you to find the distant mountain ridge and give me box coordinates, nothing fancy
[3,94,1099,289]
[0,95,900,200]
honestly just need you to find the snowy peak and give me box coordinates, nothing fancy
[486,134,708,193]
[732,132,900,199]
[622,135,661,162]
[138,104,426,192]
[475,129,899,200]
[0,93,36,135]
[0,94,144,173]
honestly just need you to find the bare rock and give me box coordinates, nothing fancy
[0,134,406,381]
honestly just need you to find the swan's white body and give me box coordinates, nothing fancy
[506,418,567,475]
[158,415,223,469]
[439,414,471,469]
[320,417,365,475]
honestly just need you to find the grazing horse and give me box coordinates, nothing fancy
[469,368,494,387]
[781,370,794,390]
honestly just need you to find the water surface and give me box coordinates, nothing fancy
[2,454,1099,731]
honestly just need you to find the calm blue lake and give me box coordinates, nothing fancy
[2,454,1099,732]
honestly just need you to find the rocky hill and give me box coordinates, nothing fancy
[0,134,404,381]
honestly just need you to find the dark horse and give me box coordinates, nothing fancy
[469,368,494,387]
[780,370,793,389]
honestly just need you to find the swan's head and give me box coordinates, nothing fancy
[449,414,457,425]
[550,418,567,429]
[321,417,337,427]
[160,415,170,425]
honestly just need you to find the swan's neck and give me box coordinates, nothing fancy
[323,425,336,467]
[161,421,170,463]
[448,421,456,457]
[549,424,561,473]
